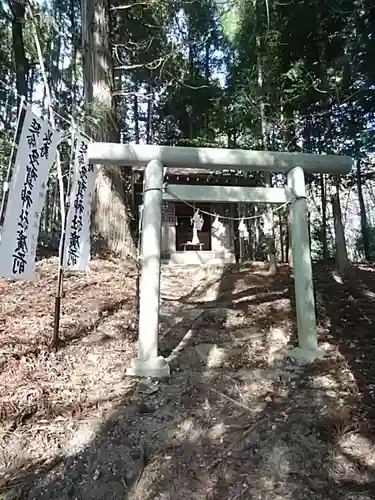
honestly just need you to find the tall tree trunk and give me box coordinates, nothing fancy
[44,184,50,233]
[248,207,254,260]
[332,181,350,275]
[28,66,35,101]
[356,159,370,260]
[278,210,284,263]
[319,173,329,259]
[204,39,210,133]
[188,25,195,140]
[146,83,153,144]
[82,0,136,259]
[70,0,78,115]
[133,90,140,144]
[254,0,276,273]
[9,0,28,102]
[287,216,293,268]
[52,182,59,227]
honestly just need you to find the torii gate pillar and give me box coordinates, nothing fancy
[287,167,324,364]
[126,159,170,378]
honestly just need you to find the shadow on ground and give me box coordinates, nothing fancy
[2,262,375,499]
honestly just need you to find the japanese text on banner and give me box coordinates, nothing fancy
[0,106,61,280]
[63,135,96,271]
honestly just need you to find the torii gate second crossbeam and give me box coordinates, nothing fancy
[88,143,352,378]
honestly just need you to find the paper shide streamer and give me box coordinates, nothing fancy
[191,209,204,245]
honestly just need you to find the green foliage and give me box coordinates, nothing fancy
[356,226,375,260]
[220,6,241,43]
[0,0,375,256]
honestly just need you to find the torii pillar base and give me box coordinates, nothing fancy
[289,346,326,366]
[126,356,170,379]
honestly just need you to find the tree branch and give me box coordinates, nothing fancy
[109,2,148,11]
[114,56,166,71]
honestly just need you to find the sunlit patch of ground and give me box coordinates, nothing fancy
[1,261,375,499]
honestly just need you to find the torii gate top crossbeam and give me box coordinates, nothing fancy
[88,143,352,174]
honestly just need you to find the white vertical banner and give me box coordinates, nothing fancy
[63,134,97,271]
[0,106,61,280]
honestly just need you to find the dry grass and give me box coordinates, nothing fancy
[0,258,138,490]
[0,260,375,499]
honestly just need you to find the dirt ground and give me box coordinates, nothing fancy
[1,258,375,499]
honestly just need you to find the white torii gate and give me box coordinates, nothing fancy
[88,143,352,378]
